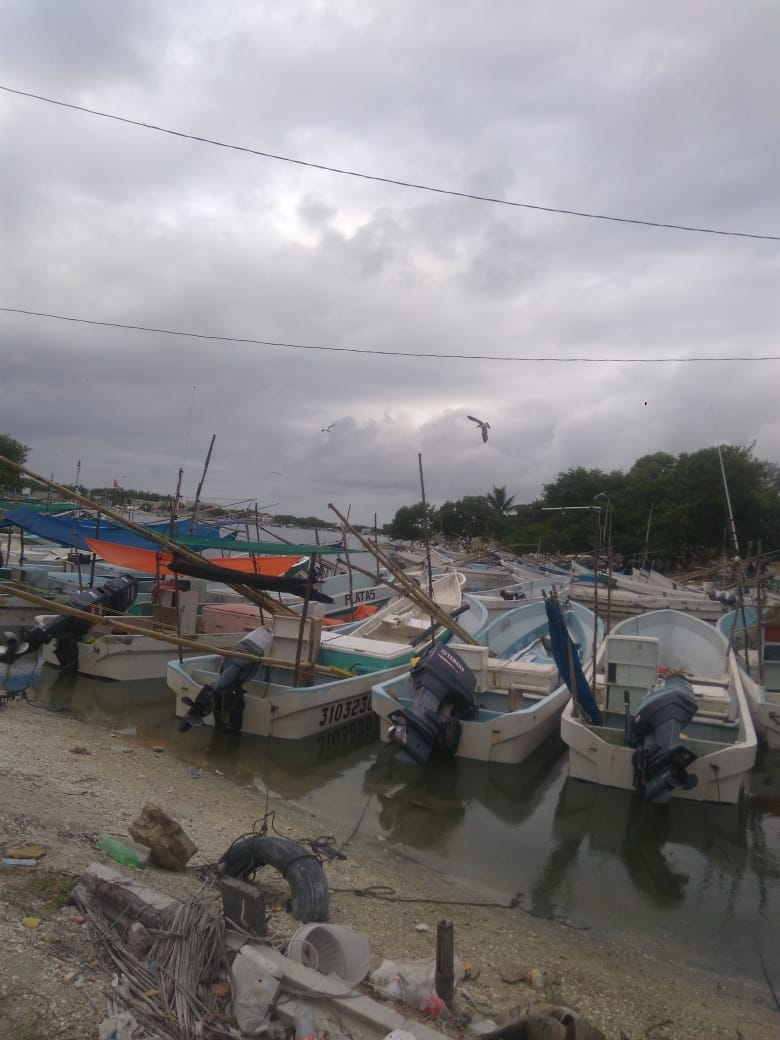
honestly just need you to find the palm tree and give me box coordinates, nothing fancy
[486,485,516,515]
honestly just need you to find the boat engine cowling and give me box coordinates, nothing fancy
[387,643,479,765]
[14,574,139,671]
[626,675,699,804]
[179,625,273,733]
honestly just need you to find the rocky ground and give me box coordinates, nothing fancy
[1,698,778,1039]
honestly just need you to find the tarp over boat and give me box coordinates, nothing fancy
[174,533,345,556]
[169,554,334,602]
[3,508,235,552]
[544,590,603,725]
[84,538,307,578]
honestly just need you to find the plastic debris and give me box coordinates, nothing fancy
[97,834,145,869]
[5,844,47,859]
[98,1011,139,1040]
[22,916,41,928]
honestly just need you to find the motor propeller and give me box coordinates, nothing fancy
[0,632,30,664]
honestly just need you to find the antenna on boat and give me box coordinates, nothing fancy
[418,453,435,603]
[716,441,741,562]
[189,433,216,532]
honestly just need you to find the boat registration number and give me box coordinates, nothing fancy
[319,693,371,727]
[317,713,378,752]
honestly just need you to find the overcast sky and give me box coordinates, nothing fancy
[1,1,778,527]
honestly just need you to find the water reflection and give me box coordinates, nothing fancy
[362,738,564,851]
[536,780,750,914]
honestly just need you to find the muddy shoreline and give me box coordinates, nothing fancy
[1,699,778,1039]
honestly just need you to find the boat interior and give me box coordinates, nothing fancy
[583,633,742,749]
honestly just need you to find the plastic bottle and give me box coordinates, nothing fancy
[97,834,145,869]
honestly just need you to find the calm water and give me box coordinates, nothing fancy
[24,661,780,995]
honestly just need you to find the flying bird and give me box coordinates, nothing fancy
[467,415,490,442]
[321,423,335,433]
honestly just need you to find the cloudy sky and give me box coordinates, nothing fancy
[1,1,778,527]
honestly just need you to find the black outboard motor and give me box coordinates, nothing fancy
[179,625,273,733]
[387,643,479,765]
[626,675,699,804]
[11,574,138,671]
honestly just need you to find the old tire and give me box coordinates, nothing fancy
[218,835,329,922]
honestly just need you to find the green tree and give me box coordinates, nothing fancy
[389,502,437,542]
[439,495,498,539]
[0,435,29,493]
[486,485,516,515]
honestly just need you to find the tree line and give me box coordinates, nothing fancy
[4,435,778,563]
[388,445,780,566]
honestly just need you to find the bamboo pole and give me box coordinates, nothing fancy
[328,503,478,645]
[2,580,350,675]
[0,456,296,616]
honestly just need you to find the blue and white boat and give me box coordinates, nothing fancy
[169,572,489,740]
[561,608,757,804]
[718,605,780,749]
[371,596,603,765]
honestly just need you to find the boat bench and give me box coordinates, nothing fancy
[485,658,559,694]
[321,633,412,658]
[687,676,734,721]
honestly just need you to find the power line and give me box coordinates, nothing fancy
[2,305,778,363]
[1,84,778,243]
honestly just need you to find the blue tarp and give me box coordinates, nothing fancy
[2,509,230,553]
[544,594,604,725]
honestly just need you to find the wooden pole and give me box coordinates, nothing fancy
[0,456,296,616]
[435,920,455,1008]
[328,503,478,645]
[418,454,434,601]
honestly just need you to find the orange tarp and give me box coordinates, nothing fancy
[84,538,305,578]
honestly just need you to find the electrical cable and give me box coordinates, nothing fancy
[1,306,778,363]
[1,84,777,242]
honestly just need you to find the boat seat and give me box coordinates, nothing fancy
[603,634,659,710]
[486,658,559,693]
[321,633,413,657]
[689,681,735,722]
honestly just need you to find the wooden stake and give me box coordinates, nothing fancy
[328,503,478,645]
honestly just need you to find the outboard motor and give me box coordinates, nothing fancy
[179,625,273,733]
[387,643,479,765]
[8,574,138,671]
[626,675,699,804]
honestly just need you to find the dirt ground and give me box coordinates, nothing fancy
[1,698,778,1040]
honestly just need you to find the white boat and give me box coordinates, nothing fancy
[317,571,489,673]
[204,567,397,623]
[32,579,272,682]
[471,575,572,625]
[717,605,780,749]
[371,597,604,765]
[168,613,412,740]
[568,567,726,626]
[168,575,490,740]
[560,608,757,804]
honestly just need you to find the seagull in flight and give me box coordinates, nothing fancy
[321,423,335,433]
[468,415,490,442]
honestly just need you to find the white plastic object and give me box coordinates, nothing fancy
[286,923,370,986]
